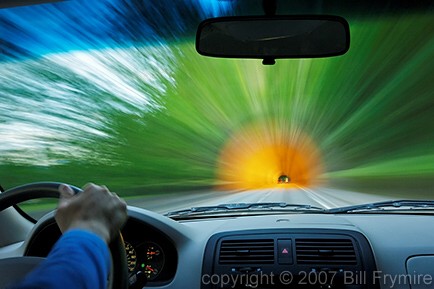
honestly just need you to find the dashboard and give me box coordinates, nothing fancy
[3,207,434,289]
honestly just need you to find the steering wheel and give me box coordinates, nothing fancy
[0,182,129,289]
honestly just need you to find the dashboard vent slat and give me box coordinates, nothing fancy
[296,238,357,265]
[219,239,274,264]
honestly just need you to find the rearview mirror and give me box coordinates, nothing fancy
[196,16,350,64]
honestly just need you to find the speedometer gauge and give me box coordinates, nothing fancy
[124,242,137,273]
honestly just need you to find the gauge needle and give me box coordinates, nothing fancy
[146,266,155,272]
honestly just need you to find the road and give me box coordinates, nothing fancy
[127,185,400,214]
[25,185,411,219]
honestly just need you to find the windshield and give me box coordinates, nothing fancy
[1,0,433,216]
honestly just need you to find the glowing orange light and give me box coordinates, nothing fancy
[216,122,323,190]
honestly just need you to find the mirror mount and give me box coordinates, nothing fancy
[263,0,277,16]
[262,57,276,66]
[263,0,278,63]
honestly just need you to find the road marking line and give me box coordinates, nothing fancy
[294,185,340,209]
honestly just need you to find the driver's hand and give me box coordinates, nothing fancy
[55,183,127,243]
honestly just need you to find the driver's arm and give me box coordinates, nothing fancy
[10,183,127,289]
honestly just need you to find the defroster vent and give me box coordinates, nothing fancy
[219,239,274,264]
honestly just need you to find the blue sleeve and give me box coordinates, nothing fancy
[11,229,110,289]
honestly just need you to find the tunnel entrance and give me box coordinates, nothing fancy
[216,123,323,190]
[278,175,290,184]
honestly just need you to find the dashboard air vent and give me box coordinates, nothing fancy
[219,239,274,264]
[295,238,357,265]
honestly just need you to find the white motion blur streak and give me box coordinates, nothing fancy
[0,44,176,166]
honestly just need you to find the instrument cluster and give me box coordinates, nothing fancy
[125,241,166,281]
[122,218,177,285]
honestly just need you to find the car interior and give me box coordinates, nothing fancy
[0,1,434,289]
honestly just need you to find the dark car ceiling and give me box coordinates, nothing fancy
[234,0,434,17]
[0,0,63,9]
[2,0,434,13]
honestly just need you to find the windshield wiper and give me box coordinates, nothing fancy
[165,202,325,218]
[165,200,434,219]
[328,200,434,213]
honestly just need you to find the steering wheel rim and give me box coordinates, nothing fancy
[0,182,129,289]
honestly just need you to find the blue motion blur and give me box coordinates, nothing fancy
[11,230,110,289]
[0,0,232,61]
